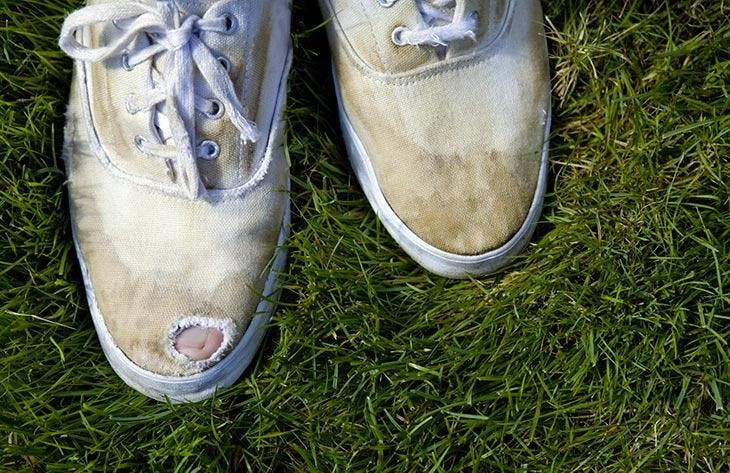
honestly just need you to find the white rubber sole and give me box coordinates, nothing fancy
[334,79,551,279]
[72,204,289,403]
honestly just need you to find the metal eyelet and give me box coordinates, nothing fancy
[125,93,140,114]
[121,51,134,71]
[204,99,224,120]
[197,140,220,160]
[133,134,147,151]
[378,0,398,6]
[391,26,408,46]
[217,55,231,72]
[221,13,238,34]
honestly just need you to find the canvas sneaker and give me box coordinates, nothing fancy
[59,0,292,401]
[319,0,551,278]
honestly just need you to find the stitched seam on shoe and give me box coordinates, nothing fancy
[356,0,388,71]
[352,53,500,87]
[322,0,378,72]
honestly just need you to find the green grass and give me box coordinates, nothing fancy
[1,0,728,471]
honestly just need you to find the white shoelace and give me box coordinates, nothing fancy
[380,0,478,47]
[59,0,257,199]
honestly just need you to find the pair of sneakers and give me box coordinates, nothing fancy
[59,0,551,402]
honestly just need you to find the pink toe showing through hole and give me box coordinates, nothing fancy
[174,326,224,361]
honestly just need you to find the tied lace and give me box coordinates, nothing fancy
[59,0,257,199]
[379,0,478,47]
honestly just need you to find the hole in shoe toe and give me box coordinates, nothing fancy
[174,326,224,361]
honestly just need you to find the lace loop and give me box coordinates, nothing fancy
[59,0,256,199]
[381,0,478,48]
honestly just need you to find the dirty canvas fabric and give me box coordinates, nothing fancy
[321,0,550,255]
[60,0,291,377]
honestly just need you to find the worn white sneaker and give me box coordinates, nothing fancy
[59,0,292,401]
[320,0,551,278]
